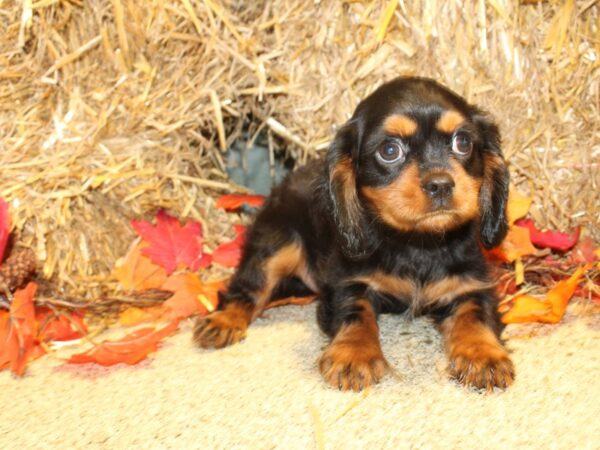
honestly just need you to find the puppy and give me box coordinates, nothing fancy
[194,76,514,391]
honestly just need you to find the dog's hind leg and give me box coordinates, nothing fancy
[193,234,314,349]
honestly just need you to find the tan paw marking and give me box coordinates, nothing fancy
[193,304,251,349]
[448,341,515,390]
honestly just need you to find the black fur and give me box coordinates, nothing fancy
[197,76,513,390]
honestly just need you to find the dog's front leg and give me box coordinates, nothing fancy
[318,296,387,391]
[438,298,514,391]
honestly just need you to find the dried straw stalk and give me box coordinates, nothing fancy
[0,0,598,304]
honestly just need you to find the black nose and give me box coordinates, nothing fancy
[421,173,455,200]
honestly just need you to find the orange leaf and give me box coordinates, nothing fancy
[36,308,87,342]
[119,306,165,326]
[161,274,222,320]
[502,265,589,324]
[67,321,178,366]
[507,187,532,225]
[113,240,168,290]
[487,225,537,263]
[215,194,265,211]
[0,282,38,376]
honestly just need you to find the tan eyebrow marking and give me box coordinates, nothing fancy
[436,110,466,133]
[383,114,418,137]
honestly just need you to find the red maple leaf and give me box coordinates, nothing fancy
[131,211,212,274]
[0,282,38,376]
[67,321,179,366]
[215,194,265,211]
[0,198,10,265]
[212,225,246,268]
[515,219,580,252]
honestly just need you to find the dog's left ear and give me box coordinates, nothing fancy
[475,114,510,249]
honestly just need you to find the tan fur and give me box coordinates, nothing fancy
[439,301,514,390]
[384,114,418,137]
[193,303,253,349]
[352,271,494,312]
[253,242,315,319]
[361,162,428,232]
[362,160,481,234]
[318,300,387,391]
[330,155,362,229]
[436,110,466,133]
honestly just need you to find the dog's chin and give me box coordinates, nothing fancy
[414,210,465,233]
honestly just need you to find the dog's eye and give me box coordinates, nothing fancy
[377,142,405,164]
[452,132,472,156]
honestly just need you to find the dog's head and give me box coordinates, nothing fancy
[327,77,509,258]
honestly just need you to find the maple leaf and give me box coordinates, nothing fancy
[67,321,179,366]
[568,237,598,264]
[0,282,38,376]
[501,264,590,324]
[212,225,246,268]
[485,225,537,263]
[515,219,580,252]
[215,194,265,211]
[506,187,532,225]
[131,211,212,274]
[113,240,168,290]
[161,274,222,320]
[119,306,165,326]
[0,198,10,265]
[36,308,87,342]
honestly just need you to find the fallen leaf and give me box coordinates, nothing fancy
[131,211,211,274]
[507,187,532,225]
[568,237,598,264]
[515,219,579,252]
[502,265,589,324]
[67,321,179,366]
[161,274,222,320]
[119,306,165,326]
[265,295,317,310]
[212,225,246,268]
[215,194,265,211]
[486,225,537,263]
[113,240,168,290]
[0,282,38,376]
[0,198,10,264]
[36,308,87,342]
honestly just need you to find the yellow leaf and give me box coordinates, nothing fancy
[507,186,532,225]
[489,225,536,262]
[515,257,524,285]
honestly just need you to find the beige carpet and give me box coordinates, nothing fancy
[1,303,599,450]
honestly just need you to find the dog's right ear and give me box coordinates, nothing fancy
[326,120,373,259]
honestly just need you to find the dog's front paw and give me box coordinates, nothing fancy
[193,305,250,349]
[318,342,387,391]
[448,341,514,391]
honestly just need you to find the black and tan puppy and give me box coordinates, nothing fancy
[194,76,514,391]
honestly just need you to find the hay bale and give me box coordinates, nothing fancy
[0,0,597,302]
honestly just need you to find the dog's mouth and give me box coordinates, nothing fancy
[414,209,462,232]
[420,209,458,219]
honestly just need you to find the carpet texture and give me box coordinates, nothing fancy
[1,303,599,449]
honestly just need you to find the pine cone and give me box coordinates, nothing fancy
[0,248,37,293]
